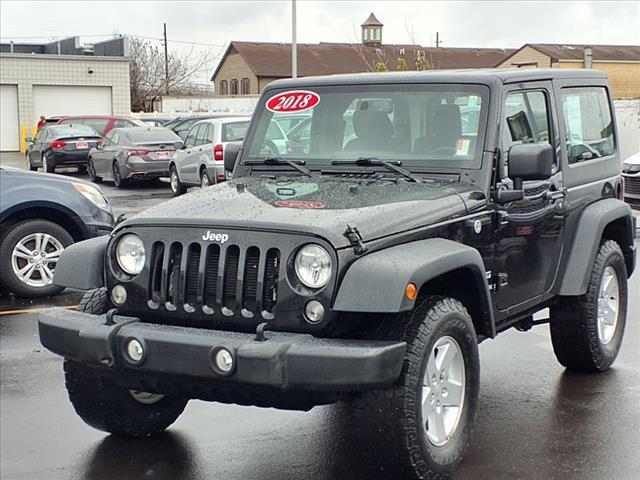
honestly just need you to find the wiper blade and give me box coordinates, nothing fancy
[331,157,422,183]
[245,157,313,177]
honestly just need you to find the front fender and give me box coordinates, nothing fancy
[53,236,109,289]
[333,238,492,318]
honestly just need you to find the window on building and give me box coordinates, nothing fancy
[241,78,250,95]
[561,87,615,164]
[219,80,228,95]
[230,79,239,95]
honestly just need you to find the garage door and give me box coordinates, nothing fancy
[0,84,20,151]
[33,85,112,123]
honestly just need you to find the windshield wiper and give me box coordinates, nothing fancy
[245,157,313,177]
[331,157,422,183]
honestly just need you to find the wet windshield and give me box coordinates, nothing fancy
[243,83,489,168]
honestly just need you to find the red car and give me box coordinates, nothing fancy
[54,115,146,137]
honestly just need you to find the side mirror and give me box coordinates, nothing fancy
[224,142,242,173]
[25,137,33,143]
[508,143,553,189]
[494,143,553,203]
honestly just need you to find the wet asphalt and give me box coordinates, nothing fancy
[1,152,639,480]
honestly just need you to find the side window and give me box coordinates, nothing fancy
[219,80,228,95]
[205,124,215,144]
[113,120,130,128]
[230,79,239,95]
[196,124,209,145]
[184,126,199,148]
[561,87,615,164]
[110,132,121,145]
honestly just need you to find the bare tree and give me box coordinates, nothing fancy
[129,38,219,112]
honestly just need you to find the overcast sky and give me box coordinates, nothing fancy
[1,1,638,82]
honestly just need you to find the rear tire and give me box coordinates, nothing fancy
[43,153,54,173]
[170,166,186,196]
[63,288,188,437]
[112,161,126,188]
[87,158,102,183]
[350,296,480,479]
[200,168,211,188]
[550,240,628,372]
[26,155,36,171]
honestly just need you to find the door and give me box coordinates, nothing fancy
[33,86,112,123]
[198,123,215,180]
[28,128,47,163]
[94,131,119,177]
[494,83,566,311]
[0,84,19,151]
[180,124,205,184]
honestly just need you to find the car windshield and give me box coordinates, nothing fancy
[125,129,180,144]
[243,83,489,168]
[49,125,98,137]
[222,121,250,142]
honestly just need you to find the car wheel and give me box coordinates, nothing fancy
[350,296,480,479]
[87,158,101,183]
[0,219,73,297]
[170,166,186,196]
[42,153,54,173]
[550,239,628,372]
[200,169,211,188]
[64,288,188,437]
[26,155,36,171]
[112,162,126,188]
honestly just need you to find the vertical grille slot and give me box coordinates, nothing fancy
[203,245,220,307]
[149,242,164,303]
[263,248,280,313]
[166,243,182,306]
[242,247,260,310]
[185,244,201,305]
[223,246,240,308]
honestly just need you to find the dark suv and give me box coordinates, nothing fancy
[39,69,636,479]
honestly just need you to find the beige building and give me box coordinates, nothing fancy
[0,37,130,152]
[496,44,640,99]
[211,13,514,98]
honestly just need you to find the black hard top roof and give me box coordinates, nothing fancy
[266,68,607,90]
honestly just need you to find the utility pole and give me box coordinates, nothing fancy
[163,22,169,93]
[435,31,441,48]
[292,0,297,78]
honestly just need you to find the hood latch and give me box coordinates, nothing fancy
[344,224,368,255]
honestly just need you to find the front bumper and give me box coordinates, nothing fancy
[38,308,406,393]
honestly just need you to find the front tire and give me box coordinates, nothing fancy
[170,166,186,196]
[550,239,628,372]
[0,219,72,297]
[350,296,480,479]
[63,288,188,437]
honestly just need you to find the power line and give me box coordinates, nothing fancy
[0,33,226,49]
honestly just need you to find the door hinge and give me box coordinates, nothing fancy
[344,224,368,255]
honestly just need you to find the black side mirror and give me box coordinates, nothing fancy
[508,143,553,189]
[224,142,242,173]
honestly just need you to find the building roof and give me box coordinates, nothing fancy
[499,43,640,65]
[211,41,514,80]
[361,13,383,27]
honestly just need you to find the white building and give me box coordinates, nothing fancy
[0,37,131,152]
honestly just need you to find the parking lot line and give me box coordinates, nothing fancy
[0,305,76,316]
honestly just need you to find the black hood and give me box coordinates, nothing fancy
[125,177,471,248]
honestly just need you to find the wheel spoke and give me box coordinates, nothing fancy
[18,263,37,280]
[421,386,436,419]
[13,251,32,260]
[33,233,43,251]
[40,234,52,252]
[15,243,33,256]
[428,411,447,443]
[438,341,457,373]
[442,380,463,407]
[42,264,55,281]
[45,250,62,260]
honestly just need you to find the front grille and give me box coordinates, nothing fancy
[149,241,280,315]
[624,176,640,195]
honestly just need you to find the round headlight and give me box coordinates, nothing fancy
[116,234,146,275]
[295,244,332,288]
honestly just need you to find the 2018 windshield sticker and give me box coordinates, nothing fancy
[266,90,320,113]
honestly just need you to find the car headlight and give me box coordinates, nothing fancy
[116,234,146,275]
[622,163,640,174]
[73,182,110,211]
[295,244,332,288]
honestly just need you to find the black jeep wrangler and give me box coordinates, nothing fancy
[39,69,636,479]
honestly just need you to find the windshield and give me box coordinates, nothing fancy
[126,129,180,144]
[243,84,489,169]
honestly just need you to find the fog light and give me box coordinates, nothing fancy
[304,300,325,324]
[212,347,234,375]
[111,284,127,305]
[125,338,144,364]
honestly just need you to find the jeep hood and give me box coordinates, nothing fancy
[125,177,472,248]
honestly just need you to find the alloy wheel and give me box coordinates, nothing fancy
[597,266,619,344]
[11,232,64,287]
[422,335,466,447]
[200,171,210,188]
